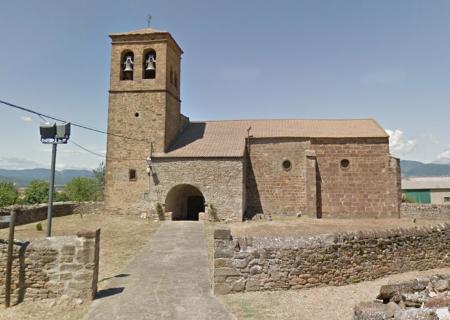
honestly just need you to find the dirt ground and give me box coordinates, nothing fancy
[229,216,448,237]
[0,213,160,320]
[220,267,450,320]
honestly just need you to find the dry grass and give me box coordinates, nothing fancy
[0,213,160,320]
[230,216,448,237]
[220,268,450,320]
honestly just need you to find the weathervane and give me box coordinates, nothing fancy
[147,15,152,27]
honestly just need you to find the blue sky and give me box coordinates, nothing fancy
[0,0,449,169]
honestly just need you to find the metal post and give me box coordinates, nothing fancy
[46,143,57,237]
[5,211,16,308]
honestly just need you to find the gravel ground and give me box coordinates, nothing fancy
[0,213,160,320]
[220,268,450,320]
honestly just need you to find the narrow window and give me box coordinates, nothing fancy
[170,67,174,84]
[174,72,178,88]
[129,169,137,181]
[121,51,134,81]
[143,50,156,79]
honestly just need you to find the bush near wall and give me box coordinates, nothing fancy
[0,182,18,207]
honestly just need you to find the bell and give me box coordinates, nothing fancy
[145,55,156,71]
[123,56,134,72]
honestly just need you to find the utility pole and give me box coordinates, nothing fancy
[39,122,71,237]
[47,142,57,237]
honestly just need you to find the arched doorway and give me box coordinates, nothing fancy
[165,184,205,220]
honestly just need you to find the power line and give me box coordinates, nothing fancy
[0,99,150,143]
[70,140,147,162]
[70,140,107,158]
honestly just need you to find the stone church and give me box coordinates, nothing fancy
[104,28,401,221]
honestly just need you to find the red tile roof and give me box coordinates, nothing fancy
[153,119,388,158]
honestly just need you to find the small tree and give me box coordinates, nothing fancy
[64,177,101,202]
[93,162,105,188]
[0,181,18,207]
[23,180,49,204]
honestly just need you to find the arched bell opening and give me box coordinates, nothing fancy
[165,184,205,221]
[143,49,156,79]
[120,51,134,81]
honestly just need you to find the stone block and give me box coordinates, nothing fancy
[215,258,233,268]
[393,309,439,320]
[214,267,239,276]
[60,263,83,272]
[76,249,95,264]
[214,226,231,240]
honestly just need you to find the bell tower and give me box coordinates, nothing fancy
[104,28,183,213]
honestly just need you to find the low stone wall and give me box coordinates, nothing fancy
[0,202,103,228]
[401,203,450,220]
[0,230,100,305]
[213,224,450,294]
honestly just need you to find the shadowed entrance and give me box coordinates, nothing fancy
[165,184,205,220]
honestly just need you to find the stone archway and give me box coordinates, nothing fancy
[165,184,205,220]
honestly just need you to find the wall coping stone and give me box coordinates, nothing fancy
[214,225,232,239]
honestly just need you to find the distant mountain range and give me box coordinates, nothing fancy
[401,160,450,178]
[0,168,94,187]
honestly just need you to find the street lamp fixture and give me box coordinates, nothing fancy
[39,122,71,237]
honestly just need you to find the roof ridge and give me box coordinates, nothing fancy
[189,118,377,123]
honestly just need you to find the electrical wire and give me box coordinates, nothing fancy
[70,140,147,162]
[0,99,150,143]
[70,140,107,158]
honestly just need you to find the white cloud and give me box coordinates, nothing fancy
[20,116,33,122]
[0,157,45,170]
[386,129,417,157]
[436,147,450,164]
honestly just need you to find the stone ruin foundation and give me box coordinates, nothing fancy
[354,274,450,319]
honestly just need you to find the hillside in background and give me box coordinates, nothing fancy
[401,160,450,177]
[0,168,93,187]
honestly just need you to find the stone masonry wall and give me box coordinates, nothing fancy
[401,203,450,220]
[310,138,401,218]
[0,230,100,305]
[246,138,310,217]
[0,202,103,229]
[151,158,244,221]
[105,32,183,214]
[213,224,450,295]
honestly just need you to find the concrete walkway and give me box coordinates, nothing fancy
[85,221,234,320]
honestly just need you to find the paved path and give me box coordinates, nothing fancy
[85,221,234,320]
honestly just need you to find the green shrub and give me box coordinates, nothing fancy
[93,162,105,191]
[0,181,18,208]
[23,180,49,204]
[54,191,69,202]
[155,202,165,221]
[64,177,101,202]
[36,223,43,231]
